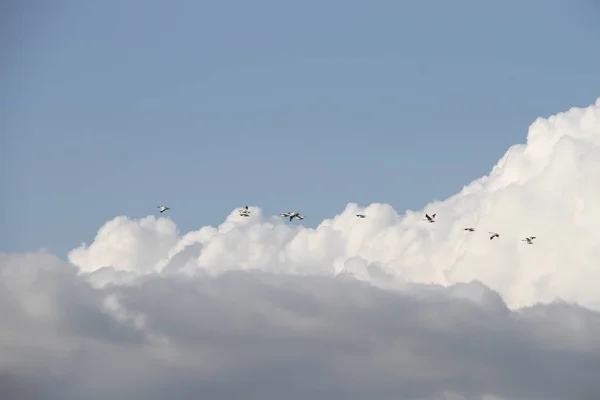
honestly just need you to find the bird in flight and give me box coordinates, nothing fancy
[489,232,499,240]
[423,213,436,223]
[157,205,170,213]
[279,212,305,221]
[239,206,250,217]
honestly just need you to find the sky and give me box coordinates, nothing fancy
[2,0,600,256]
[3,2,600,399]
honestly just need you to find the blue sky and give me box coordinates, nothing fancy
[2,0,600,257]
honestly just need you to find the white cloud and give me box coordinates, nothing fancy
[2,99,600,399]
[69,98,600,310]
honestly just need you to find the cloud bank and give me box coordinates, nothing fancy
[2,98,600,399]
[71,98,600,310]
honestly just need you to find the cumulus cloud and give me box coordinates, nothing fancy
[70,98,600,310]
[3,99,600,399]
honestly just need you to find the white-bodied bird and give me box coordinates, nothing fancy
[279,212,304,221]
[239,206,250,217]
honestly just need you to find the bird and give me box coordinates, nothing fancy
[522,236,536,244]
[489,232,499,240]
[238,206,250,217]
[356,214,366,218]
[280,212,304,221]
[157,205,170,213]
[464,227,475,232]
[423,213,436,223]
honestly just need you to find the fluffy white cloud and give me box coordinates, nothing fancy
[2,99,600,399]
[70,98,600,310]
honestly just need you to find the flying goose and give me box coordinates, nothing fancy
[464,227,475,232]
[489,232,499,240]
[522,236,536,244]
[356,214,366,218]
[239,206,250,217]
[157,205,170,213]
[423,213,436,223]
[280,212,304,221]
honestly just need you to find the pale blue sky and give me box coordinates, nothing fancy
[2,0,600,257]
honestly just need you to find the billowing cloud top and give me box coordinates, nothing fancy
[70,98,600,310]
[3,99,600,400]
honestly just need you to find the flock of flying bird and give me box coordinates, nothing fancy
[239,206,311,221]
[423,213,537,244]
[155,206,536,245]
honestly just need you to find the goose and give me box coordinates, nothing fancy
[238,206,250,217]
[464,228,475,232]
[423,213,436,223]
[157,205,170,213]
[356,214,366,218]
[489,232,499,240]
[280,212,304,221]
[522,236,536,244]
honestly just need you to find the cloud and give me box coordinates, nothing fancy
[69,98,600,310]
[3,98,600,399]
[1,254,600,400]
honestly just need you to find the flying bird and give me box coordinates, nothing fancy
[280,212,304,221]
[489,232,499,240]
[464,227,475,232]
[423,213,436,223]
[238,206,250,217]
[356,214,366,218]
[157,205,170,213]
[522,236,536,244]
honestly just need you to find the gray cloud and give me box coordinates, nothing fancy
[1,253,599,400]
